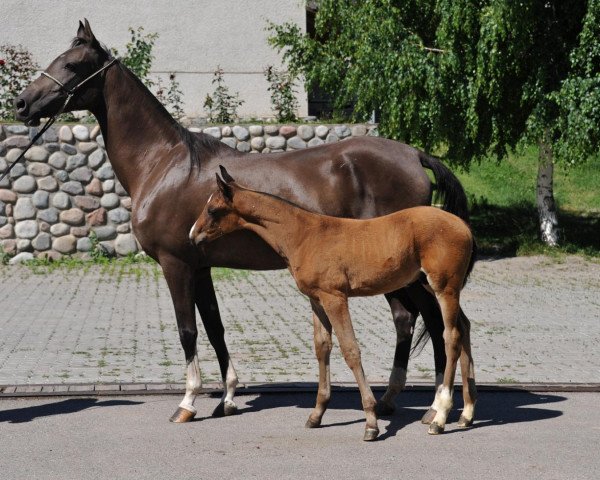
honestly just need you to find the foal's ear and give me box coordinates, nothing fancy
[219,165,235,184]
[215,173,234,202]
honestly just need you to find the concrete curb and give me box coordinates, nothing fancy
[2,381,600,398]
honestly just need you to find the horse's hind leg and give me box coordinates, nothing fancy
[457,309,477,428]
[377,289,419,416]
[194,268,239,417]
[306,300,333,428]
[319,293,379,441]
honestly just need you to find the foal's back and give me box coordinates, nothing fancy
[291,206,473,298]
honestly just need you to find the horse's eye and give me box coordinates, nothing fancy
[65,62,75,71]
[207,207,218,217]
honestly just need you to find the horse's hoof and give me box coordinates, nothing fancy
[421,407,437,425]
[363,427,379,442]
[305,417,321,428]
[458,414,473,428]
[375,400,396,417]
[427,422,445,435]
[169,407,196,423]
[212,400,238,418]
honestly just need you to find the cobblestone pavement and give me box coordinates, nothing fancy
[0,255,599,388]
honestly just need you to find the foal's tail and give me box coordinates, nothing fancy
[419,153,470,224]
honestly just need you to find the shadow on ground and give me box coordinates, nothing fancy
[0,398,144,424]
[225,389,566,440]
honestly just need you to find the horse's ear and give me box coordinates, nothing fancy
[215,173,234,202]
[76,18,99,47]
[219,165,235,184]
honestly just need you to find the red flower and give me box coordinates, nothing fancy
[0,59,6,66]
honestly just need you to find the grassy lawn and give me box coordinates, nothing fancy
[454,146,600,257]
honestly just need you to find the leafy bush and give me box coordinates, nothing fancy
[112,27,158,88]
[264,65,298,122]
[0,44,39,120]
[156,73,185,120]
[203,67,244,123]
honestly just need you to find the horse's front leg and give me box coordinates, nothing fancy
[376,289,419,416]
[194,268,239,417]
[160,256,202,423]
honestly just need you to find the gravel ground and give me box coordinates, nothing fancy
[0,255,598,386]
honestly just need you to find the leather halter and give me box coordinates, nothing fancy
[0,58,118,182]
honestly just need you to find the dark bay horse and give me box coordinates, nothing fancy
[190,167,477,439]
[15,20,470,423]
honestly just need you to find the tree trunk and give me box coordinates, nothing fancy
[537,137,559,246]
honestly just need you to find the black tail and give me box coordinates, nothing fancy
[419,153,470,224]
[410,154,474,358]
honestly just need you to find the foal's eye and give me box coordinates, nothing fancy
[207,207,218,217]
[64,63,76,71]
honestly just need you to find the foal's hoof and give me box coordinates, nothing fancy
[363,427,379,442]
[458,414,473,428]
[427,422,445,435]
[169,407,196,423]
[421,407,437,425]
[305,417,321,429]
[212,400,238,417]
[375,400,396,417]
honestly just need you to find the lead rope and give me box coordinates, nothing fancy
[0,58,117,183]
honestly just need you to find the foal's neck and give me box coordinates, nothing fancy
[91,63,186,197]
[234,189,315,261]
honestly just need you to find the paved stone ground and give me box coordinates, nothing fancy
[0,255,599,388]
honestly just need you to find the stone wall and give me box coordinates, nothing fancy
[0,123,378,261]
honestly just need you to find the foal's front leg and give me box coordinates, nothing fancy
[319,293,379,441]
[306,300,333,428]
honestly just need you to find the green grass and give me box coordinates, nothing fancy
[454,146,600,257]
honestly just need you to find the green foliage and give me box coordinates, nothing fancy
[0,44,38,120]
[203,67,244,123]
[264,65,299,122]
[88,231,111,261]
[156,73,185,120]
[456,148,600,256]
[0,245,11,265]
[113,27,158,88]
[269,0,597,166]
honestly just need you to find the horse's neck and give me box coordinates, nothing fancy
[93,64,185,197]
[235,190,313,260]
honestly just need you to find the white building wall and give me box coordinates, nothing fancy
[0,0,308,119]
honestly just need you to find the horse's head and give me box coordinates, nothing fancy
[15,19,112,126]
[190,166,242,246]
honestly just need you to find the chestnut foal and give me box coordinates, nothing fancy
[190,167,477,440]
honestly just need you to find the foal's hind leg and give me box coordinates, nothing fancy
[428,289,463,435]
[376,289,419,416]
[405,282,447,425]
[457,309,477,428]
[319,293,379,441]
[306,300,333,428]
[194,268,239,417]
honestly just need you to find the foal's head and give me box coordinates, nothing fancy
[190,166,241,245]
[15,19,112,126]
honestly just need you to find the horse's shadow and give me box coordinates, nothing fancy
[228,386,566,440]
[0,398,144,424]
